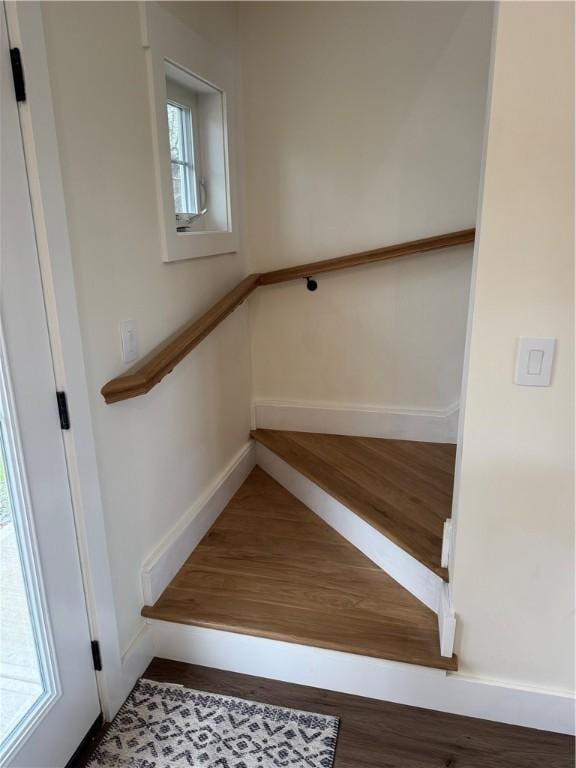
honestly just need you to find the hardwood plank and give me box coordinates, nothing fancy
[168,567,382,614]
[169,564,436,627]
[285,432,450,534]
[143,590,453,670]
[140,660,575,768]
[143,467,456,671]
[293,432,456,502]
[214,509,349,544]
[184,548,380,583]
[251,430,450,578]
[226,467,326,524]
[259,228,475,285]
[226,487,327,524]
[199,527,375,570]
[357,436,457,491]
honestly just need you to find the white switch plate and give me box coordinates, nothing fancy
[119,320,139,364]
[515,337,555,386]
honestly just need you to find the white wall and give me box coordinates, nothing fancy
[240,2,493,413]
[42,1,250,653]
[163,1,238,57]
[453,1,574,693]
[41,0,574,703]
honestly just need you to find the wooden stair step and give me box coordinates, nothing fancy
[143,466,457,672]
[251,429,456,579]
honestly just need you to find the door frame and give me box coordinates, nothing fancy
[5,1,125,719]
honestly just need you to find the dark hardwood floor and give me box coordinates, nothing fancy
[142,659,572,768]
[143,466,455,670]
[73,659,574,767]
[251,429,456,578]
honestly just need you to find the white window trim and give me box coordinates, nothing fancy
[141,2,238,262]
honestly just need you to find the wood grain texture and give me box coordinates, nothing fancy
[251,430,455,579]
[101,229,474,403]
[258,228,475,285]
[101,274,261,403]
[141,660,574,768]
[142,466,457,671]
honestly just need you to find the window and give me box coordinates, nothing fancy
[164,63,228,241]
[142,1,238,260]
[167,101,205,229]
[167,101,196,214]
[166,67,225,239]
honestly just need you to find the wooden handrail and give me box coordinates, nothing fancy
[101,228,474,403]
[101,274,261,404]
[259,228,475,285]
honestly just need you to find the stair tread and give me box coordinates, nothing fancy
[251,429,455,578]
[143,466,457,671]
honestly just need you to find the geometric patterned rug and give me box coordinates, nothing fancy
[87,678,339,767]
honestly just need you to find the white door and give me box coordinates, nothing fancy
[0,5,101,766]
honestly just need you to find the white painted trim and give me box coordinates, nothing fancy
[121,624,155,698]
[148,620,575,735]
[140,2,239,262]
[438,583,456,658]
[448,5,500,576]
[6,2,125,718]
[141,442,255,605]
[255,443,443,614]
[253,400,459,444]
[441,519,452,569]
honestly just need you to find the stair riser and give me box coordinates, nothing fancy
[252,400,459,443]
[255,443,444,615]
[142,620,575,735]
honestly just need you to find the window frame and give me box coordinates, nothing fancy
[142,2,239,261]
[167,98,198,218]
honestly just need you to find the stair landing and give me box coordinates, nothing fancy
[143,466,457,671]
[251,430,456,579]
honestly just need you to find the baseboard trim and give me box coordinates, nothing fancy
[253,400,459,444]
[256,442,443,614]
[148,619,575,735]
[141,442,256,606]
[438,582,456,658]
[120,623,155,703]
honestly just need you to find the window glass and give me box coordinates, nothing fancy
[0,385,47,755]
[167,102,185,163]
[166,102,197,215]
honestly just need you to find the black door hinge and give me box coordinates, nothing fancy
[56,391,70,430]
[9,48,26,102]
[91,640,102,671]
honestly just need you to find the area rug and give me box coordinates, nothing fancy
[87,678,339,767]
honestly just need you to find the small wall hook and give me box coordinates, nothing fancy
[305,276,318,292]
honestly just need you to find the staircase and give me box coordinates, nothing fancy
[142,429,457,672]
[252,430,452,579]
[108,233,470,697]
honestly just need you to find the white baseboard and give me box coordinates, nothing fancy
[253,399,460,444]
[120,623,155,706]
[255,442,443,614]
[148,619,575,735]
[441,518,453,569]
[438,582,456,658]
[141,442,255,605]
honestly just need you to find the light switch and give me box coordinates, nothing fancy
[515,337,555,386]
[527,349,544,375]
[119,320,139,364]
